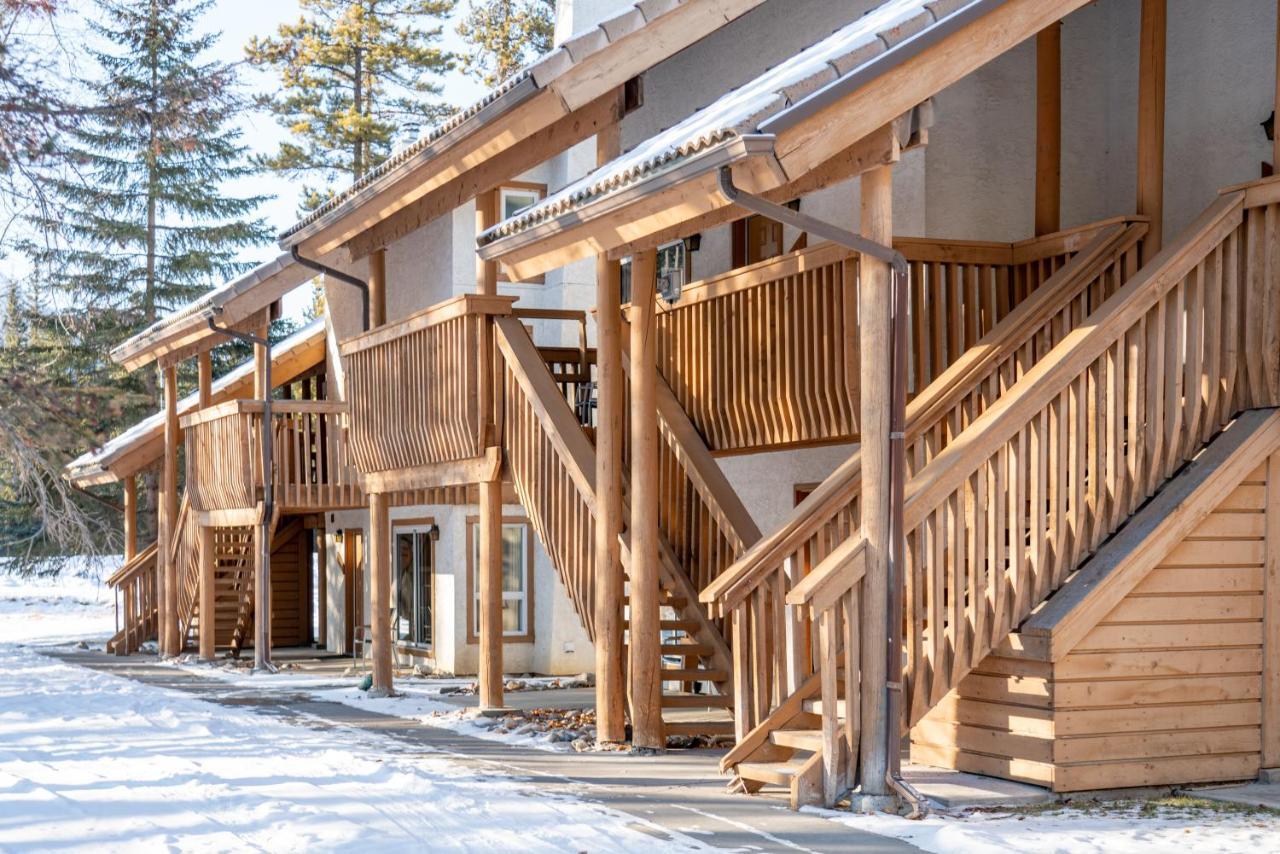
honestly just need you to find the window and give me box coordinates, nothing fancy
[394,521,434,648]
[731,202,801,268]
[466,517,534,643]
[496,183,547,285]
[620,238,693,304]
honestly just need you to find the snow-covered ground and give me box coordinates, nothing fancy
[4,571,1280,853]
[0,573,712,852]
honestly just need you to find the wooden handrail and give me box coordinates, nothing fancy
[338,293,517,356]
[903,194,1242,522]
[701,219,1148,614]
[106,542,158,587]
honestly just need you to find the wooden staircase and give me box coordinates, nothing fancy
[497,313,752,742]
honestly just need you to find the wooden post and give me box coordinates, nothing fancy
[253,324,269,400]
[475,189,505,710]
[1035,22,1062,237]
[628,247,663,751]
[123,475,138,563]
[160,363,180,656]
[369,248,387,328]
[197,349,213,407]
[594,123,626,744]
[1136,0,1166,262]
[368,491,393,695]
[198,523,216,662]
[858,164,893,797]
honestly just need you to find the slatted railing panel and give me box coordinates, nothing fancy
[106,544,158,655]
[273,402,363,510]
[183,404,260,513]
[340,295,515,477]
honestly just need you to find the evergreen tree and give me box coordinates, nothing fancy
[247,0,457,209]
[6,0,270,570]
[456,0,553,88]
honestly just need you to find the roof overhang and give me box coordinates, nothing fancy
[479,0,1092,279]
[278,0,770,262]
[110,255,312,372]
[71,320,328,486]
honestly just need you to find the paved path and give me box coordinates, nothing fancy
[51,651,920,853]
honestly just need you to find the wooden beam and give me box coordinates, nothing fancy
[198,523,215,662]
[1136,0,1166,261]
[369,491,393,696]
[161,363,180,656]
[346,89,626,262]
[1035,22,1062,237]
[858,163,893,796]
[369,248,387,328]
[253,321,269,401]
[628,247,663,751]
[593,122,626,744]
[357,449,502,494]
[123,475,137,562]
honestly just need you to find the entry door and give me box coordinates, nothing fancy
[342,529,365,651]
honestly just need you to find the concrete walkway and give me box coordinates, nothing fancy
[51,651,919,853]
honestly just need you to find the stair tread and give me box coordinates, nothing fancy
[736,758,808,786]
[769,728,824,752]
[801,698,847,716]
[659,668,728,681]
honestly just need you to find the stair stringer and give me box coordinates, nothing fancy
[912,407,1280,791]
[495,316,739,721]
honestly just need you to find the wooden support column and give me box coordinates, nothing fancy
[159,363,180,656]
[475,189,506,711]
[253,323,269,400]
[198,523,216,662]
[1136,0,1166,262]
[197,349,213,407]
[858,164,893,797]
[369,492,393,695]
[594,120,626,744]
[1035,22,1062,237]
[123,475,138,562]
[628,247,663,751]
[369,247,387,328]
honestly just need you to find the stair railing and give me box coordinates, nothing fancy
[106,543,159,655]
[700,218,1146,736]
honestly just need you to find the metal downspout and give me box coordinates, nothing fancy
[716,167,927,817]
[290,245,371,333]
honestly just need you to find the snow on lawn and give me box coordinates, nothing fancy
[0,582,713,853]
[0,564,116,646]
[809,798,1280,853]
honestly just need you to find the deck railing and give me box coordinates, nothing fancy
[105,543,158,655]
[700,216,1147,739]
[182,400,362,514]
[651,218,1138,454]
[339,294,517,485]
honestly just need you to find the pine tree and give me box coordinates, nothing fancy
[456,0,553,88]
[247,0,457,209]
[6,0,271,570]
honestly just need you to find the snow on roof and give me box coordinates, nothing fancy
[68,318,326,482]
[277,0,715,245]
[477,0,970,248]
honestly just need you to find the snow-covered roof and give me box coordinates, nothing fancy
[68,318,326,485]
[478,0,970,248]
[278,0,757,247]
[110,254,314,371]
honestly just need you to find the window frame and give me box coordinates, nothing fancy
[465,515,535,644]
[495,182,547,285]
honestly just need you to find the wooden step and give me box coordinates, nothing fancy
[624,618,699,633]
[661,692,732,709]
[657,642,713,656]
[736,759,807,787]
[770,728,823,752]
[664,719,735,737]
[802,698,847,717]
[659,667,728,682]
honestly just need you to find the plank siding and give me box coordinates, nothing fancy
[911,453,1271,791]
